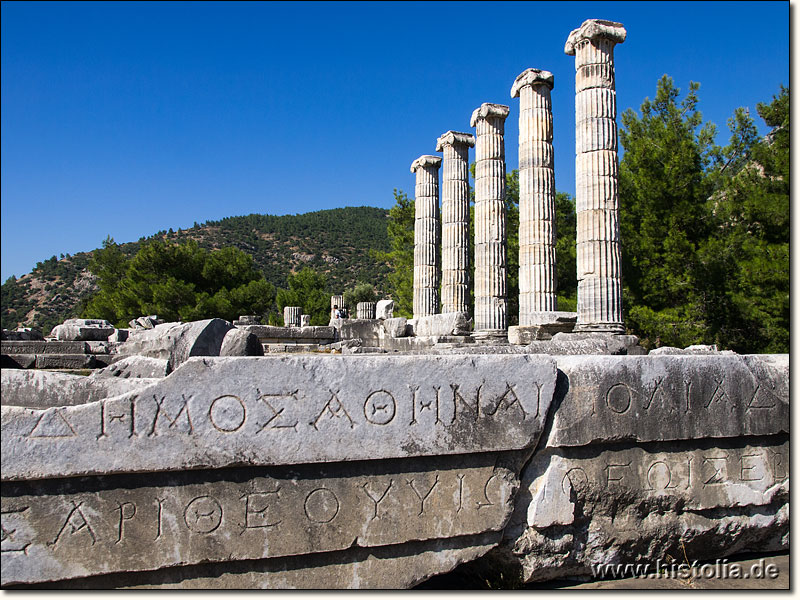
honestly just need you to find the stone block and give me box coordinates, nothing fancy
[129,315,164,330]
[413,312,471,337]
[51,319,115,342]
[338,319,382,342]
[1,452,520,586]
[2,341,89,355]
[2,354,558,481]
[1,354,36,369]
[238,325,336,343]
[1,328,43,341]
[382,317,408,338]
[2,369,159,408]
[545,354,789,447]
[35,354,96,370]
[117,319,234,371]
[91,356,171,379]
[300,314,311,327]
[108,329,130,343]
[650,344,735,355]
[376,300,395,320]
[220,329,264,357]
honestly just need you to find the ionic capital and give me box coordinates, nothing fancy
[410,154,442,173]
[470,103,510,127]
[435,131,476,152]
[564,19,627,55]
[510,68,554,98]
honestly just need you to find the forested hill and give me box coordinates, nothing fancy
[1,206,391,334]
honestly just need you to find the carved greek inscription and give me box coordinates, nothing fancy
[739,453,764,482]
[476,474,496,509]
[702,455,728,486]
[747,384,777,410]
[605,383,632,414]
[361,480,393,521]
[50,502,96,547]
[642,377,665,410]
[450,384,480,423]
[208,395,246,433]
[645,460,676,490]
[704,379,733,410]
[148,395,193,436]
[408,385,442,426]
[771,450,787,482]
[114,502,136,543]
[561,467,588,495]
[154,497,165,541]
[98,398,135,440]
[303,488,339,523]
[257,390,299,432]
[183,496,223,533]
[363,390,396,425]
[686,456,693,490]
[1,506,31,555]
[483,384,528,419]
[604,462,631,487]
[27,409,77,439]
[241,489,281,531]
[456,474,465,513]
[407,475,439,516]
[311,391,354,430]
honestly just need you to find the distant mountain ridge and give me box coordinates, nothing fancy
[1,206,392,334]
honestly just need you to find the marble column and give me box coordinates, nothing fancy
[356,302,376,320]
[435,131,475,315]
[511,68,557,323]
[410,155,442,319]
[283,306,301,328]
[565,19,626,333]
[470,103,510,336]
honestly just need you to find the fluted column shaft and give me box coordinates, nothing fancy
[471,103,510,333]
[512,69,557,323]
[566,19,626,333]
[410,155,442,319]
[436,131,475,315]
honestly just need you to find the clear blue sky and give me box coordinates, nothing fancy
[1,1,789,281]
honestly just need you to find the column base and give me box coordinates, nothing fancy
[471,329,509,344]
[573,322,625,334]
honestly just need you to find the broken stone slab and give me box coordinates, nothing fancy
[238,325,336,343]
[383,317,409,338]
[265,344,322,353]
[1,354,36,369]
[338,319,382,342]
[116,319,234,371]
[1,452,520,586]
[329,339,362,353]
[2,328,44,341]
[523,438,789,530]
[108,329,130,343]
[90,356,171,379]
[376,299,395,320]
[2,341,89,355]
[545,354,789,447]
[300,314,311,327]
[129,315,164,330]
[2,354,558,481]
[59,532,501,589]
[1,369,160,408]
[51,319,115,342]
[35,354,96,370]
[481,438,788,584]
[413,312,472,337]
[219,329,264,357]
[650,344,736,355]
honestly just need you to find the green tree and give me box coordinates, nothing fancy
[377,189,415,317]
[343,283,377,314]
[83,239,276,326]
[276,267,330,325]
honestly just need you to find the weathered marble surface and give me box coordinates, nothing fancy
[117,319,234,370]
[1,452,521,585]
[545,354,789,447]
[51,319,115,342]
[2,354,558,481]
